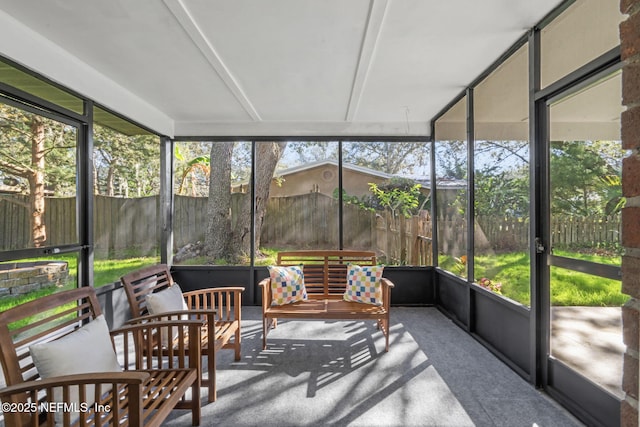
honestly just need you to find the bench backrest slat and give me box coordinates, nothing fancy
[276,250,377,298]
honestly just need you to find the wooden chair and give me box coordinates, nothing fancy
[0,287,201,427]
[121,264,243,402]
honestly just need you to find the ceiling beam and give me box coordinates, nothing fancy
[345,0,390,122]
[163,0,261,121]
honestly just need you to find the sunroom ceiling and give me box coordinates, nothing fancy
[0,0,564,138]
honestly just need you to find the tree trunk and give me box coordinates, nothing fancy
[205,142,233,261]
[205,141,286,262]
[253,141,287,255]
[29,116,46,247]
[92,159,99,194]
[106,166,115,196]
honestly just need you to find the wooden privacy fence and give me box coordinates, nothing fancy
[439,214,621,255]
[261,193,375,249]
[260,194,433,265]
[0,195,77,250]
[0,193,434,264]
[2,193,618,261]
[375,211,432,265]
[0,194,159,254]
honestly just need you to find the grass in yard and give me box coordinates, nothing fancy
[255,247,278,266]
[93,256,159,287]
[474,252,531,305]
[0,255,159,317]
[446,250,624,307]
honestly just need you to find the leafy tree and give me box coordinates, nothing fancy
[175,152,210,196]
[283,141,429,176]
[369,178,422,218]
[435,140,467,180]
[474,168,529,217]
[550,140,622,217]
[337,177,426,218]
[0,104,76,246]
[333,188,374,212]
[342,141,428,175]
[93,125,159,197]
[473,140,530,218]
[284,141,338,165]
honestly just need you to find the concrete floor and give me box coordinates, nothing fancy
[0,306,622,426]
[551,306,624,398]
[162,307,584,426]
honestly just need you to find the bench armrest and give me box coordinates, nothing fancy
[183,286,245,294]
[258,277,272,310]
[380,278,394,311]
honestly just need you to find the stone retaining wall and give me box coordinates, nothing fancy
[0,261,69,297]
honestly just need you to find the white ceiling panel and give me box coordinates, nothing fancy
[185,0,371,121]
[0,0,567,137]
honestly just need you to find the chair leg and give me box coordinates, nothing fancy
[208,350,216,402]
[192,377,201,426]
[234,325,241,361]
[262,318,268,350]
[384,318,390,352]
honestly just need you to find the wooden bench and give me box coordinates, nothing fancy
[121,264,243,402]
[0,287,201,427]
[258,250,394,352]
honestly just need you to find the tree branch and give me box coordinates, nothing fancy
[42,145,76,156]
[0,158,32,178]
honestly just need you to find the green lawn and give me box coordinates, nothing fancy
[0,255,158,314]
[2,249,625,318]
[446,250,625,307]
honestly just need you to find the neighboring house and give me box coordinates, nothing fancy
[232,160,433,200]
[270,160,392,198]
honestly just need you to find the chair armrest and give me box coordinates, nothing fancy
[0,371,149,397]
[381,278,395,288]
[0,372,149,427]
[185,286,245,293]
[182,287,244,299]
[126,309,216,324]
[111,320,203,371]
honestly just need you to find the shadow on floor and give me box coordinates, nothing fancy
[161,306,584,427]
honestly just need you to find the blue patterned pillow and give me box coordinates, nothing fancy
[268,265,307,306]
[343,264,384,306]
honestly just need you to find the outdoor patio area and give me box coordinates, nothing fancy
[1,0,637,425]
[0,304,587,427]
[156,306,581,427]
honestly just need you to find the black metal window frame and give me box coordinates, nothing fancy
[167,137,432,265]
[429,0,623,424]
